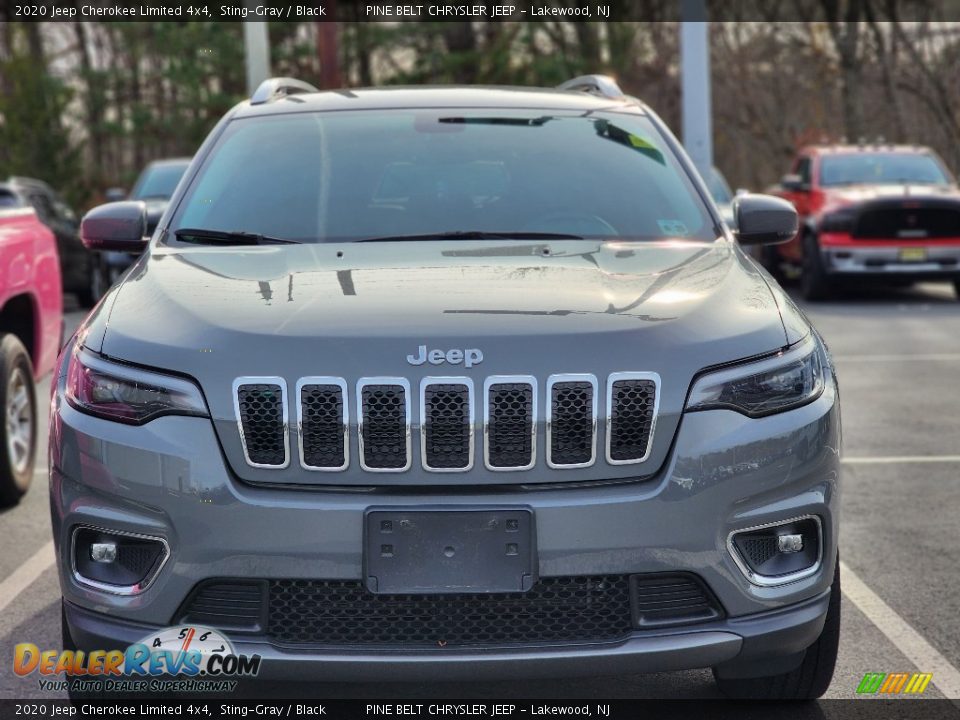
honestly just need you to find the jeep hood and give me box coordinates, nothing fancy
[93,240,796,486]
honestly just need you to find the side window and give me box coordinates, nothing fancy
[794,157,812,187]
[0,191,21,209]
[28,192,56,222]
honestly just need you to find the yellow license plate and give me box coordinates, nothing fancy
[899,247,928,262]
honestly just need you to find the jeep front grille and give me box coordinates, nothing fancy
[421,379,474,471]
[547,374,597,468]
[297,378,348,471]
[234,373,659,474]
[358,379,411,472]
[484,376,537,471]
[607,373,659,464]
[233,378,288,468]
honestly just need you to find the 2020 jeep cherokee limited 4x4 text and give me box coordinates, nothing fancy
[52,76,841,699]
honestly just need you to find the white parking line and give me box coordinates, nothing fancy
[0,541,55,616]
[834,353,960,362]
[841,561,960,699]
[844,456,960,464]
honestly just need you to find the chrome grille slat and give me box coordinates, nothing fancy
[234,372,659,473]
[546,374,598,469]
[606,372,660,465]
[357,378,411,472]
[297,377,348,471]
[233,377,289,468]
[484,375,537,471]
[420,378,474,472]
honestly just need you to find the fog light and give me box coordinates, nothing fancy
[71,526,169,595]
[90,542,117,563]
[728,516,822,586]
[777,534,804,554]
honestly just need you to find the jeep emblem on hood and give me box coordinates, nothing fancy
[407,345,484,368]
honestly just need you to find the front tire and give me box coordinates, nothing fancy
[0,334,36,507]
[714,558,841,700]
[953,279,960,300]
[801,233,833,301]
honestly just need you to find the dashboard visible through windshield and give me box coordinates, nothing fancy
[169,109,716,244]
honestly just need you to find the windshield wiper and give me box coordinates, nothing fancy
[174,228,300,246]
[357,230,584,243]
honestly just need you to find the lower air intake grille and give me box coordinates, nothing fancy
[179,573,722,646]
[267,576,632,647]
[608,378,657,462]
[423,383,471,470]
[486,382,534,469]
[360,384,408,470]
[178,581,265,632]
[630,573,723,628]
[549,381,595,466]
[236,383,286,466]
[300,384,345,469]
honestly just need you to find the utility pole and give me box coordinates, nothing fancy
[316,6,341,88]
[680,0,712,177]
[243,15,271,95]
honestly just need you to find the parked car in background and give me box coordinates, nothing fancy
[1,178,93,307]
[0,203,62,505]
[705,167,738,229]
[770,144,960,300]
[91,157,191,303]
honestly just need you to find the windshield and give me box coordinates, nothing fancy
[131,161,190,200]
[169,109,715,243]
[819,153,950,187]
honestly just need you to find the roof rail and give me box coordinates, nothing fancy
[556,74,624,100]
[250,77,319,105]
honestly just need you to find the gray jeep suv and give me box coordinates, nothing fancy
[53,76,840,699]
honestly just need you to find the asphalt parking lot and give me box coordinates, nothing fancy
[2,283,960,702]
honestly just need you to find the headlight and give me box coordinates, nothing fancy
[819,208,856,233]
[66,346,209,425]
[685,337,825,418]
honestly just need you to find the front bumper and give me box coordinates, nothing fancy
[50,362,840,678]
[822,244,960,277]
[65,588,830,681]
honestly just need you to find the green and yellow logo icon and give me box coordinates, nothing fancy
[857,672,933,695]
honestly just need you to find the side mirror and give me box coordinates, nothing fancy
[780,173,808,192]
[104,188,127,202]
[734,194,798,246]
[80,201,148,252]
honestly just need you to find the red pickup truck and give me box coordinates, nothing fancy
[767,145,960,300]
[0,204,62,505]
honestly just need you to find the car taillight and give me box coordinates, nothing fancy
[65,346,208,425]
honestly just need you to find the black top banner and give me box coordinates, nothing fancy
[1,700,960,720]
[6,0,960,22]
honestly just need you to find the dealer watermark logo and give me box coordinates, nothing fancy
[856,672,933,695]
[13,625,260,694]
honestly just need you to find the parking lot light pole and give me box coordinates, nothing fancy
[243,19,271,95]
[681,0,713,178]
